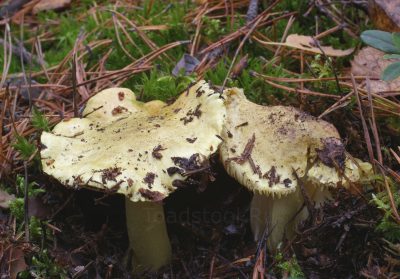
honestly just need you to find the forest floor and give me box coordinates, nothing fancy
[0,0,399,278]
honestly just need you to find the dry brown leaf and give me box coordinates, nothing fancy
[351,47,400,93]
[32,0,71,14]
[9,248,28,279]
[0,190,15,209]
[260,34,354,57]
[369,0,400,32]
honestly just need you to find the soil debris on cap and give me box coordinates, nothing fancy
[226,134,256,165]
[111,106,128,115]
[138,189,165,201]
[263,166,281,187]
[143,172,157,188]
[101,167,122,184]
[152,145,166,159]
[186,137,197,143]
[316,137,346,169]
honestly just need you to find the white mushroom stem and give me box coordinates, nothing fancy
[250,185,331,251]
[125,199,171,272]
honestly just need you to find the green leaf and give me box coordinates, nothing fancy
[382,62,400,81]
[392,32,400,50]
[383,54,400,59]
[361,30,400,54]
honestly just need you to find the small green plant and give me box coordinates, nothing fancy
[274,249,305,278]
[361,30,400,81]
[9,175,45,222]
[32,107,50,132]
[13,135,37,160]
[9,176,46,240]
[371,181,400,242]
[18,250,69,279]
[12,107,48,160]
[136,71,195,101]
[310,54,333,79]
[9,177,67,277]
[203,17,226,40]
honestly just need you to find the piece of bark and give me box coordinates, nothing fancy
[368,0,400,32]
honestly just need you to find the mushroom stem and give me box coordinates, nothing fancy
[250,189,308,251]
[250,185,332,252]
[125,198,171,273]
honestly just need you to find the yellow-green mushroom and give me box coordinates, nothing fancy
[40,81,226,272]
[219,87,371,251]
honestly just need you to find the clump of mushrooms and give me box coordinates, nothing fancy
[219,87,372,250]
[40,81,226,272]
[41,80,372,270]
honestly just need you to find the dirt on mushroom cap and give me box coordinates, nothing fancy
[219,87,368,197]
[40,81,226,202]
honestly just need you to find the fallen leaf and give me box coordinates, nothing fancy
[351,47,400,93]
[369,0,400,32]
[172,54,200,76]
[0,190,15,209]
[32,0,71,14]
[9,248,28,279]
[259,34,354,57]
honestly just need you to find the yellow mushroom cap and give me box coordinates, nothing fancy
[220,88,368,197]
[41,81,226,202]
